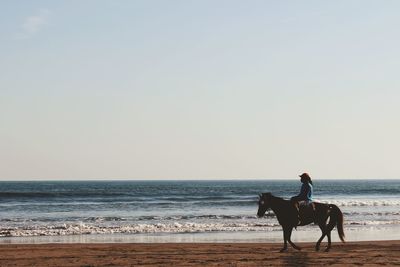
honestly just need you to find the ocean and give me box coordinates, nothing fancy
[0,180,399,243]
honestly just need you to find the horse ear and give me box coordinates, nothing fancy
[259,194,262,199]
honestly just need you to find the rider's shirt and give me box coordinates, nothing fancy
[294,182,313,204]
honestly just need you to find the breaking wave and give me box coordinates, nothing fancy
[1,219,400,237]
[0,222,280,237]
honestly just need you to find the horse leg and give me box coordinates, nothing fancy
[324,231,332,252]
[287,227,301,251]
[280,227,289,252]
[315,223,327,251]
[324,220,336,252]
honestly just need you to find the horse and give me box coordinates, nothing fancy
[257,192,345,252]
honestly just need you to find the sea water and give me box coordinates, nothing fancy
[0,180,399,243]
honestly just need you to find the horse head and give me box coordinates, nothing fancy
[257,192,273,217]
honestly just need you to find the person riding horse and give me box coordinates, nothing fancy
[291,173,314,225]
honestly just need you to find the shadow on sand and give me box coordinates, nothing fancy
[282,252,310,267]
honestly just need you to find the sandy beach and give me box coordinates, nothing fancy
[0,241,399,266]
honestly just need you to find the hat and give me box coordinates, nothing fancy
[299,173,311,179]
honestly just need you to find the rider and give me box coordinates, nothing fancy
[291,173,314,225]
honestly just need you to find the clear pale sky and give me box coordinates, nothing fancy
[1,1,399,180]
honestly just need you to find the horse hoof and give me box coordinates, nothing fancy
[324,248,330,252]
[315,247,320,252]
[280,248,288,253]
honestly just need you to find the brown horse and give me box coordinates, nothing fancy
[257,192,345,252]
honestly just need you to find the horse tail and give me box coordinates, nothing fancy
[330,204,345,242]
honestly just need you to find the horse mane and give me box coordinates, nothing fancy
[262,193,288,203]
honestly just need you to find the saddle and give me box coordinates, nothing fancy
[294,201,316,226]
[298,201,316,210]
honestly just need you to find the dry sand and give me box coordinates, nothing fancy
[1,241,399,266]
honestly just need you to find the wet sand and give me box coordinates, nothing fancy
[1,241,399,266]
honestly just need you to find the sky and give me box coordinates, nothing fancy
[0,1,399,180]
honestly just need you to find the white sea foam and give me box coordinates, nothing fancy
[0,222,280,237]
[1,219,399,237]
[315,199,400,207]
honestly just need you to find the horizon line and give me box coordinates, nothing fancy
[0,177,399,182]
